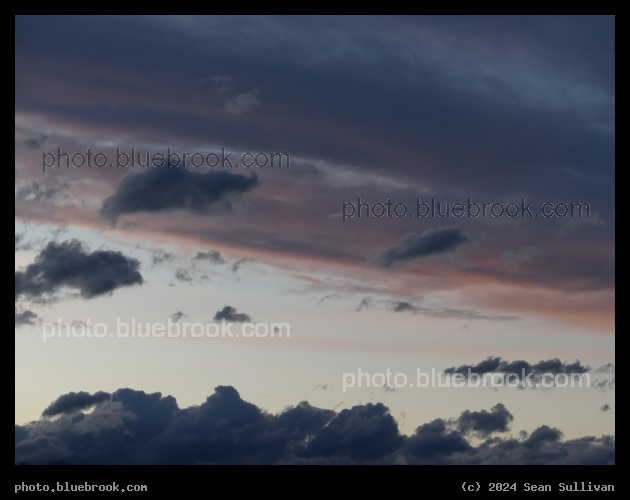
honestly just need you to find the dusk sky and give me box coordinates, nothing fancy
[15,15,614,465]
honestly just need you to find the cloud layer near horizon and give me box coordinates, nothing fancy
[16,385,614,465]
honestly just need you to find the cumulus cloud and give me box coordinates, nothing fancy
[101,168,260,225]
[405,418,471,460]
[15,239,143,302]
[299,403,404,461]
[213,306,252,323]
[192,250,225,265]
[368,228,470,269]
[15,386,614,465]
[42,391,111,417]
[456,403,514,437]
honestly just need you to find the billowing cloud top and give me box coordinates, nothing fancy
[15,385,614,465]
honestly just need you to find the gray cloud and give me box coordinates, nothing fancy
[15,308,38,327]
[101,168,260,225]
[192,250,225,264]
[229,258,253,273]
[369,228,470,269]
[15,239,143,302]
[391,300,517,321]
[170,311,186,323]
[355,297,371,312]
[594,379,615,392]
[213,306,252,323]
[174,269,192,283]
[393,301,417,312]
[152,250,176,266]
[445,356,590,388]
[597,363,615,374]
[15,178,70,205]
[317,293,342,305]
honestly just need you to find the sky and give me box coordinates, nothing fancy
[15,15,614,464]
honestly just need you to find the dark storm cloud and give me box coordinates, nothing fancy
[456,403,514,437]
[15,239,143,301]
[192,250,225,264]
[101,168,260,225]
[369,229,470,269]
[15,386,615,465]
[213,306,251,323]
[42,391,111,417]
